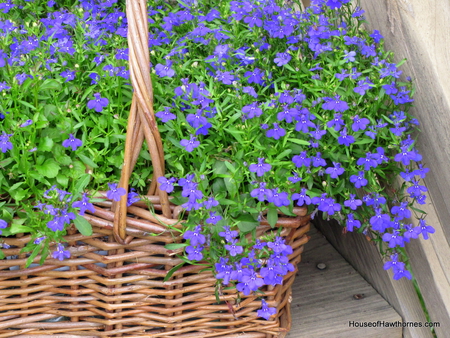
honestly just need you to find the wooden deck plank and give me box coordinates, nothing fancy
[287,226,402,338]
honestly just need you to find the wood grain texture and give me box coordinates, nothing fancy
[313,216,434,338]
[352,1,450,337]
[287,226,402,338]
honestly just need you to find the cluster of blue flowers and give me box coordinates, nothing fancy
[0,0,434,322]
[31,186,97,260]
[142,0,435,319]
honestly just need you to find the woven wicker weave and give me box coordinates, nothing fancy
[0,1,310,337]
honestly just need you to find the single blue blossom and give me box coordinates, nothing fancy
[249,158,271,177]
[87,93,109,112]
[257,299,277,320]
[274,52,291,66]
[72,193,95,215]
[0,132,13,153]
[180,134,200,152]
[0,219,7,235]
[156,107,176,123]
[106,183,126,202]
[52,243,71,261]
[155,59,176,78]
[225,239,243,256]
[62,134,82,151]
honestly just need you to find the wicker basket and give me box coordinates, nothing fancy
[0,1,310,337]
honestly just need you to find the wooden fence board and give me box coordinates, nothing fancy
[345,1,450,337]
[312,216,434,338]
[288,226,401,338]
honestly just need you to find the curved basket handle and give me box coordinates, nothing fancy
[113,0,172,243]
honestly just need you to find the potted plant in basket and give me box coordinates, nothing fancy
[0,0,433,334]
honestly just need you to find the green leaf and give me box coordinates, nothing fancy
[236,213,259,233]
[165,243,188,250]
[164,262,185,282]
[218,198,237,206]
[39,79,62,92]
[0,250,5,260]
[38,137,54,152]
[25,245,42,268]
[56,174,69,187]
[78,153,98,168]
[18,100,36,111]
[288,138,310,146]
[10,182,24,191]
[36,159,61,178]
[39,245,49,265]
[74,215,93,236]
[213,161,228,175]
[224,177,238,198]
[224,161,236,173]
[275,149,292,160]
[11,189,29,202]
[279,206,297,217]
[212,178,227,194]
[10,222,32,235]
[267,206,278,228]
[0,158,14,168]
[73,173,91,195]
[55,153,72,166]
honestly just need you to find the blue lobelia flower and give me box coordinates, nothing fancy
[370,208,391,232]
[274,52,291,66]
[184,244,202,260]
[325,162,345,179]
[219,226,238,242]
[343,50,356,62]
[352,115,370,132]
[0,219,7,235]
[414,219,435,240]
[127,188,141,206]
[242,102,263,119]
[106,183,126,202]
[349,171,367,188]
[237,269,264,295]
[183,225,206,246]
[0,132,13,153]
[266,123,286,140]
[346,213,361,232]
[327,113,345,131]
[20,119,33,128]
[87,93,109,112]
[62,134,82,151]
[157,176,176,193]
[249,158,271,177]
[156,107,176,123]
[60,70,75,82]
[52,243,71,261]
[47,216,64,232]
[370,29,383,43]
[245,68,264,85]
[382,231,405,248]
[292,188,312,206]
[337,127,355,146]
[344,194,362,210]
[72,193,95,215]
[225,239,243,257]
[180,134,200,152]
[155,59,176,78]
[391,202,411,220]
[322,95,349,112]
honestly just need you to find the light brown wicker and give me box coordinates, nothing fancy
[0,0,310,337]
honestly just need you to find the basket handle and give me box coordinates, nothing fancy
[113,0,172,243]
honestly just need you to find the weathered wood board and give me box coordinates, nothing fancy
[288,226,402,338]
[342,1,450,337]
